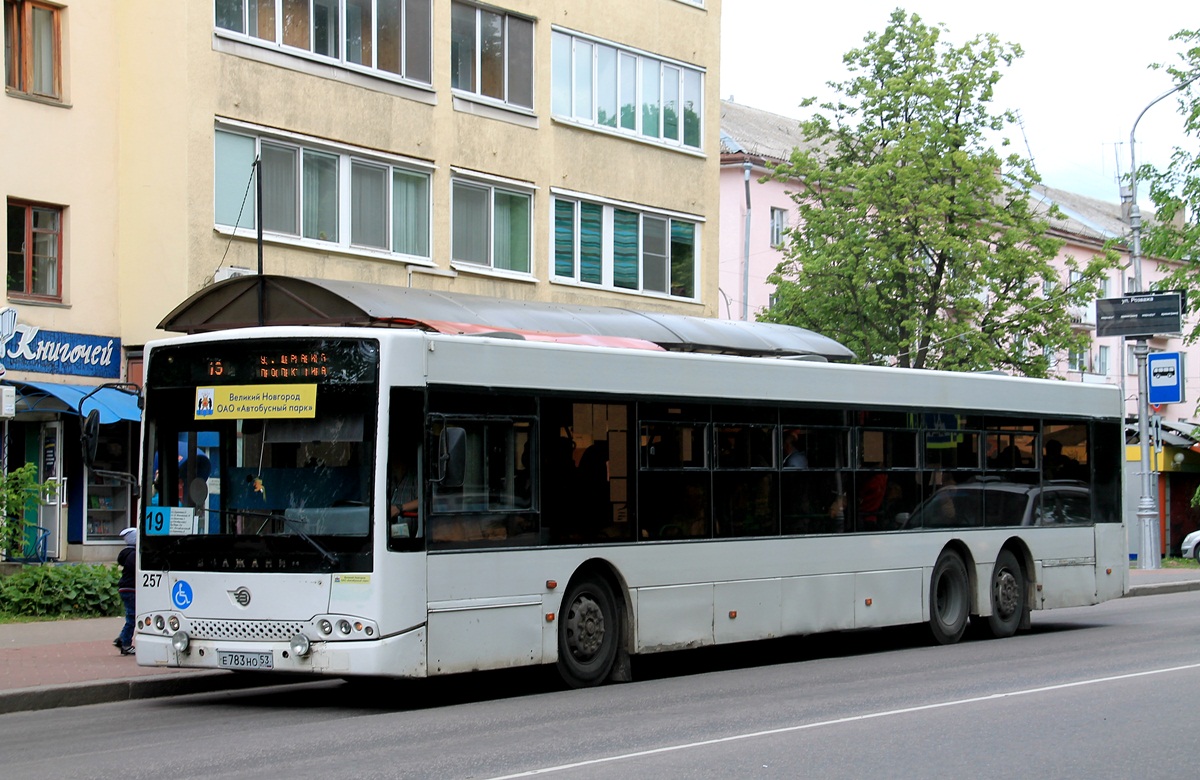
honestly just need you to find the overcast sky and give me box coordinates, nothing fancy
[720,2,1195,204]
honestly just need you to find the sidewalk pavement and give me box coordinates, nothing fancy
[1,568,1197,715]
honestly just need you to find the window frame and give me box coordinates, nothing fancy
[4,0,61,100]
[552,190,701,301]
[6,198,64,303]
[450,174,534,276]
[449,1,534,111]
[769,207,787,247]
[213,123,434,264]
[212,0,434,87]
[551,27,705,152]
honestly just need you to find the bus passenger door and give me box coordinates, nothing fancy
[369,391,429,655]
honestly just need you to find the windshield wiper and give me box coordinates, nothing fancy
[198,507,341,569]
[250,509,339,569]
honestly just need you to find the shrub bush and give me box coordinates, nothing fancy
[0,563,122,618]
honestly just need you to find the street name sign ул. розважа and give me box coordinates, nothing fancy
[1095,292,1185,339]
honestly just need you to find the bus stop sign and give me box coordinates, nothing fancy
[1096,292,1184,339]
[1148,352,1183,405]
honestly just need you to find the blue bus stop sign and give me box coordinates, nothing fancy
[1148,352,1183,405]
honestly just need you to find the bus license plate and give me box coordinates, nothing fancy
[218,651,274,670]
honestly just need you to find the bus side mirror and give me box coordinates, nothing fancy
[437,427,466,488]
[81,409,101,469]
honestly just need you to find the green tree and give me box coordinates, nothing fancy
[0,463,52,560]
[1138,29,1200,335]
[762,10,1115,375]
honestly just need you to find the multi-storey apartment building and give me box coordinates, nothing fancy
[3,1,722,560]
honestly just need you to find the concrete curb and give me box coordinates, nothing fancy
[1125,580,1200,598]
[0,670,280,715]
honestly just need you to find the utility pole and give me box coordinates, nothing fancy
[1124,73,1200,568]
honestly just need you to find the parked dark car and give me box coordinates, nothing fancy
[898,480,1090,529]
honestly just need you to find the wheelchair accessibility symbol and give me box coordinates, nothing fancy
[172,580,194,610]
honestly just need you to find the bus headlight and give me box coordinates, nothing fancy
[171,631,190,654]
[318,619,333,635]
[168,615,180,632]
[337,619,352,635]
[289,634,312,658]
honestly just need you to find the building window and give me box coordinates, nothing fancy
[449,2,533,110]
[214,0,433,85]
[1096,345,1110,376]
[1067,348,1087,372]
[553,194,698,300]
[214,127,431,260]
[552,29,704,151]
[6,199,62,301]
[770,207,787,247]
[4,0,61,99]
[1118,345,1156,374]
[452,178,531,273]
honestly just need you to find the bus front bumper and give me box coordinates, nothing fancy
[135,624,428,678]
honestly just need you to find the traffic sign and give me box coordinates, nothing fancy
[1148,352,1183,405]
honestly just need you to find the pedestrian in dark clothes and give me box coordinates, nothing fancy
[114,526,136,655]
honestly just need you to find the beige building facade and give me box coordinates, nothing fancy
[4,0,722,560]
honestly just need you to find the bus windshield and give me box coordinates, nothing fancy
[141,337,379,572]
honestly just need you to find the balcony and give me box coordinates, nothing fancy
[1068,304,1096,330]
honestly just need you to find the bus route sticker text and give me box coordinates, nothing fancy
[195,384,317,420]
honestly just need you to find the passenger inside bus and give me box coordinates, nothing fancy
[389,449,419,539]
[782,429,809,468]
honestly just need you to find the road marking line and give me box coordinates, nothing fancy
[485,662,1200,779]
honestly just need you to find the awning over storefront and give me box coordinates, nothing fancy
[7,381,141,424]
[157,275,857,361]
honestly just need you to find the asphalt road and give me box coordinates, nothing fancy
[2,591,1198,780]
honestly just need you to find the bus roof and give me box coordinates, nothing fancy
[146,325,1122,421]
[158,275,856,361]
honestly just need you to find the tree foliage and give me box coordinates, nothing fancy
[1139,29,1200,338]
[761,10,1114,375]
[0,463,53,560]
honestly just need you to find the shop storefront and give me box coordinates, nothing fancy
[1124,420,1200,561]
[0,308,140,562]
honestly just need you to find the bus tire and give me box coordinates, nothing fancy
[984,550,1026,639]
[929,550,969,645]
[557,576,619,688]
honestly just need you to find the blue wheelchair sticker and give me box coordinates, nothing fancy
[172,580,194,610]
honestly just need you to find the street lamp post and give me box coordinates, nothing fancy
[1125,73,1200,569]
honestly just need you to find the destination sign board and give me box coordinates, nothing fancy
[1095,292,1185,339]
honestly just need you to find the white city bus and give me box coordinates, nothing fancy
[135,286,1126,687]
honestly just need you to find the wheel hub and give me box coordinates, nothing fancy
[993,569,1019,618]
[565,595,605,660]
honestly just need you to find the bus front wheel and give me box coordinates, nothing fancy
[557,576,619,688]
[929,550,970,645]
[983,550,1026,638]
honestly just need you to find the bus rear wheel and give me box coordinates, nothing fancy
[557,576,619,688]
[983,550,1026,638]
[929,550,969,645]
